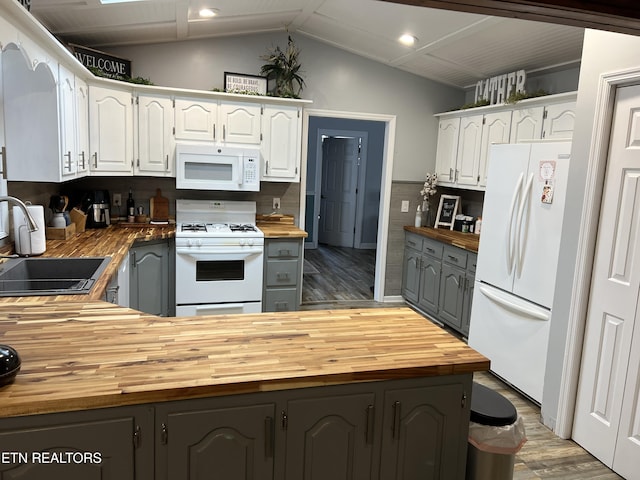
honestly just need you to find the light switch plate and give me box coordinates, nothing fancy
[401,200,409,212]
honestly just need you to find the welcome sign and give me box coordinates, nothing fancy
[70,44,132,79]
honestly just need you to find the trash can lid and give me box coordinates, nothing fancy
[470,382,517,427]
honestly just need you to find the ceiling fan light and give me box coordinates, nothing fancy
[399,34,417,46]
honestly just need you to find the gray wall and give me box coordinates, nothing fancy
[108,33,465,181]
[542,29,640,433]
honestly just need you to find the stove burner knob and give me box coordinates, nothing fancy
[196,239,202,247]
[247,239,254,246]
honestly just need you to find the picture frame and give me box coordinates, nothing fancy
[435,195,461,230]
[224,72,267,95]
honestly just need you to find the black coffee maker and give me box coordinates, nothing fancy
[82,190,111,228]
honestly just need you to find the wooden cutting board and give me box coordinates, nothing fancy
[150,188,169,222]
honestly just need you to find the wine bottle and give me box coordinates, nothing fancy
[127,189,135,222]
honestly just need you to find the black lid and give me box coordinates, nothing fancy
[0,345,21,386]
[470,382,517,426]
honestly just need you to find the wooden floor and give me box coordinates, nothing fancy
[300,246,621,479]
[301,244,377,306]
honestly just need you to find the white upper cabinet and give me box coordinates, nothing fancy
[542,101,576,140]
[434,117,460,184]
[136,94,175,176]
[174,98,217,142]
[456,114,483,187]
[75,77,90,175]
[261,105,302,182]
[88,85,134,175]
[219,102,261,145]
[174,97,261,146]
[435,92,576,190]
[2,43,88,182]
[509,106,544,143]
[478,111,512,187]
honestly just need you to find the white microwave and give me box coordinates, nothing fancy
[176,144,260,191]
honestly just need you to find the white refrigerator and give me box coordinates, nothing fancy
[468,142,571,404]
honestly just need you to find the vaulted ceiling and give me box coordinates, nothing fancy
[29,0,585,89]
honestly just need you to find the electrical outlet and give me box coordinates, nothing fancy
[273,197,280,210]
[401,200,409,212]
[113,193,122,207]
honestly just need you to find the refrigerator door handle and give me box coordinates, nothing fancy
[478,284,550,321]
[514,173,535,277]
[506,172,524,275]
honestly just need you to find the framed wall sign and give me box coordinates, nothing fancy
[435,195,461,230]
[224,72,267,95]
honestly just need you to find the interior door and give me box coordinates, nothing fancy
[318,136,359,247]
[573,84,640,480]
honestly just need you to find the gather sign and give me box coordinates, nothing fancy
[474,69,527,105]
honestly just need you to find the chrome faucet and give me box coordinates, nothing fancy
[0,196,38,231]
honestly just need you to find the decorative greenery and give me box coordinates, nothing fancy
[260,35,305,98]
[88,66,154,85]
[505,88,549,104]
[458,98,490,110]
[454,89,551,110]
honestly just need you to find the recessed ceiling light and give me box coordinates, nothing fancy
[399,34,417,46]
[199,8,219,18]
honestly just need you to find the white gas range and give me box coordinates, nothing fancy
[175,199,264,316]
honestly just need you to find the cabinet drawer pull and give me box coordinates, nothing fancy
[64,151,72,171]
[274,301,289,311]
[213,123,216,140]
[276,272,290,281]
[166,154,169,170]
[408,240,417,248]
[281,410,288,430]
[79,151,86,169]
[278,249,291,256]
[449,168,453,181]
[264,416,274,458]
[447,255,458,262]
[366,405,375,445]
[392,401,401,439]
[426,247,435,254]
[161,423,168,445]
[92,152,98,168]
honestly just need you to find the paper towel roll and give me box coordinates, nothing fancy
[13,204,46,256]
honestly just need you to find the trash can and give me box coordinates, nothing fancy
[466,382,527,480]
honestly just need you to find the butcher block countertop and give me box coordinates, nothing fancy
[0,224,176,304]
[0,305,489,418]
[258,223,308,238]
[404,226,480,253]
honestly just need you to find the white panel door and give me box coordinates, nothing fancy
[478,111,511,187]
[137,94,174,176]
[58,64,77,178]
[542,101,576,140]
[261,105,300,181]
[89,86,134,174]
[510,106,544,142]
[434,117,460,183]
[573,84,640,480]
[318,137,359,247]
[174,98,217,141]
[219,102,261,145]
[456,114,483,186]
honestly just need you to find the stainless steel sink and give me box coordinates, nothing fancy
[0,257,111,296]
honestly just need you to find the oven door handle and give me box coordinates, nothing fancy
[193,303,246,315]
[176,247,264,258]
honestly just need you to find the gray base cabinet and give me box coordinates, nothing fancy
[129,239,174,317]
[285,393,376,479]
[0,376,472,480]
[0,406,154,480]
[263,238,303,312]
[402,232,476,337]
[158,400,275,480]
